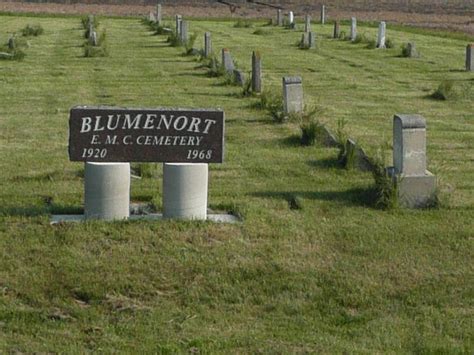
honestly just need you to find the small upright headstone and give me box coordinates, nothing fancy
[300,33,309,48]
[288,11,294,26]
[333,21,340,39]
[7,36,15,50]
[175,15,182,36]
[350,17,357,41]
[234,70,246,86]
[149,11,156,22]
[406,42,419,58]
[222,48,235,73]
[204,32,212,58]
[377,21,386,48]
[304,14,311,33]
[180,20,188,43]
[308,32,316,49]
[252,51,262,93]
[321,4,326,24]
[282,76,303,114]
[89,31,98,46]
[156,4,162,24]
[277,9,283,26]
[466,44,473,71]
[389,114,436,208]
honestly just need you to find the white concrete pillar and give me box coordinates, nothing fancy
[84,162,130,220]
[163,163,208,220]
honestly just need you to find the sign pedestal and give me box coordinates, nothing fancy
[163,163,208,220]
[84,162,130,220]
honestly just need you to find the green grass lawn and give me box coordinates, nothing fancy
[0,14,473,352]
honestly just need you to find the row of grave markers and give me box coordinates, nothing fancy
[63,6,473,222]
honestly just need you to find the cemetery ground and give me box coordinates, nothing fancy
[0,13,473,352]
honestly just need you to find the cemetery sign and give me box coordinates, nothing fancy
[69,106,225,163]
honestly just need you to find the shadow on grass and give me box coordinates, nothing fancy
[280,134,301,147]
[307,157,341,169]
[0,204,82,217]
[250,187,378,208]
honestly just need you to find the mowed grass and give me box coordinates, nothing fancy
[0,14,473,352]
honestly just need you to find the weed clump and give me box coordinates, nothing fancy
[234,20,253,28]
[0,36,27,61]
[296,107,324,146]
[253,29,271,36]
[431,80,456,100]
[21,24,44,37]
[184,33,198,55]
[205,56,225,77]
[369,144,398,209]
[366,39,377,49]
[260,90,285,123]
[385,38,395,48]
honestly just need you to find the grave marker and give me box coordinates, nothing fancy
[388,114,436,208]
[466,44,473,71]
[377,21,386,48]
[277,9,283,26]
[350,17,357,41]
[308,32,316,49]
[304,14,311,33]
[333,21,340,39]
[180,20,188,43]
[282,76,303,114]
[252,51,262,93]
[89,31,98,46]
[321,4,326,24]
[222,48,235,73]
[204,32,212,58]
[234,70,246,86]
[406,42,419,58]
[148,11,156,23]
[288,11,294,26]
[156,3,162,24]
[175,15,182,36]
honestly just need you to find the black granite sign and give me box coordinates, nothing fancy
[69,106,225,163]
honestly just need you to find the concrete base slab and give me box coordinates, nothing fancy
[51,213,240,225]
[388,168,437,208]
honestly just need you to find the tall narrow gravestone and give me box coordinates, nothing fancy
[333,21,340,39]
[288,11,294,27]
[69,106,225,221]
[321,5,326,24]
[175,15,182,36]
[466,44,473,71]
[156,3,162,24]
[180,20,188,43]
[388,114,436,208]
[252,51,262,93]
[308,32,316,49]
[204,32,212,58]
[277,9,283,26]
[282,77,303,114]
[377,21,386,48]
[222,48,235,73]
[350,17,357,41]
[304,14,311,33]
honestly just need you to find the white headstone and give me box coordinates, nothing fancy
[377,21,386,48]
[350,17,357,41]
